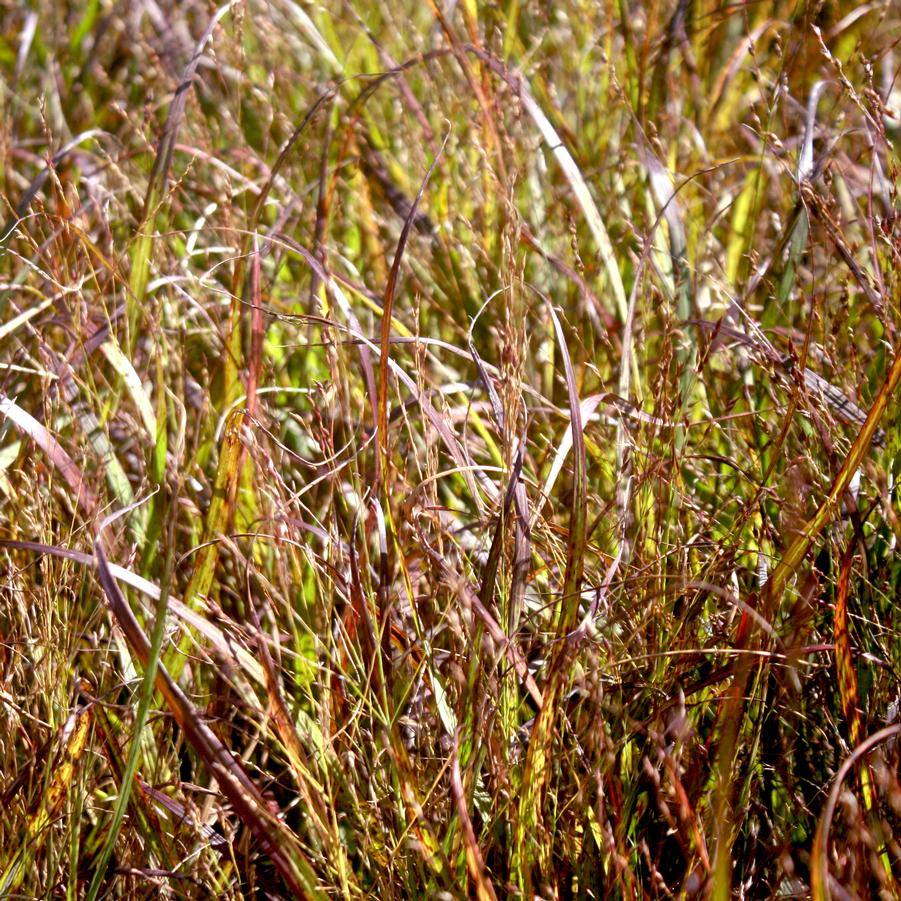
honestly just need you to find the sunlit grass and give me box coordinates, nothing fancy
[2,1,901,897]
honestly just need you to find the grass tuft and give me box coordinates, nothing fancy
[3,1,901,897]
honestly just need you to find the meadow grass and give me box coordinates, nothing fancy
[2,0,901,897]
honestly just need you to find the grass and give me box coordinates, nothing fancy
[2,0,901,897]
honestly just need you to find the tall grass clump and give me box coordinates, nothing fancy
[2,0,901,897]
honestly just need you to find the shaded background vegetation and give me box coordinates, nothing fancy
[2,0,901,897]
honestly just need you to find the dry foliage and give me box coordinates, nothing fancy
[2,0,901,897]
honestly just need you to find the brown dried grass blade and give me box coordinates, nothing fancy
[128,1,239,343]
[93,539,323,899]
[377,135,447,486]
[451,742,499,901]
[0,393,97,517]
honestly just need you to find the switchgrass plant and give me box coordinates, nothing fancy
[2,0,901,897]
